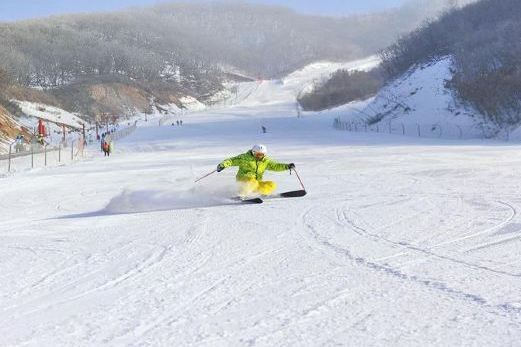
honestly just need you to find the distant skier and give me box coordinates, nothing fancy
[217,144,295,198]
[102,141,110,156]
[15,133,24,153]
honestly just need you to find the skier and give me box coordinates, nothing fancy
[102,141,110,156]
[15,133,24,153]
[217,144,295,198]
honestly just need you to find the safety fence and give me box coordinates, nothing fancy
[0,139,86,174]
[108,123,137,141]
[1,124,137,175]
[333,117,485,140]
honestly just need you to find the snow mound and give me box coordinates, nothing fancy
[155,102,182,114]
[340,57,489,139]
[16,101,86,129]
[179,96,206,112]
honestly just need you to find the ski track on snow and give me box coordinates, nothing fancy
[301,206,521,317]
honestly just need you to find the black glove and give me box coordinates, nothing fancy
[217,164,225,172]
[288,163,295,170]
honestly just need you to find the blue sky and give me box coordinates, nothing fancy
[0,0,408,21]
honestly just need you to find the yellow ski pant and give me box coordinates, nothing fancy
[238,178,277,197]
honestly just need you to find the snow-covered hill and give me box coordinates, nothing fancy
[224,56,380,107]
[338,57,493,139]
[1,56,520,346]
[16,101,86,130]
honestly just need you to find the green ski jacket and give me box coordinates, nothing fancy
[220,151,289,181]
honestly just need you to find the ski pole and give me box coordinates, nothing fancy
[291,167,306,191]
[195,169,217,183]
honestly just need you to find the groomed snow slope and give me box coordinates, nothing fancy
[229,56,380,107]
[1,59,521,346]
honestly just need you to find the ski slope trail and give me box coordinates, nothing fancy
[1,91,521,344]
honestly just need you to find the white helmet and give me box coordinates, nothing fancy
[252,144,267,156]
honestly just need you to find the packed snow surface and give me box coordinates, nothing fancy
[1,58,520,346]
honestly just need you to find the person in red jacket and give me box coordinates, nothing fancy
[103,141,110,156]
